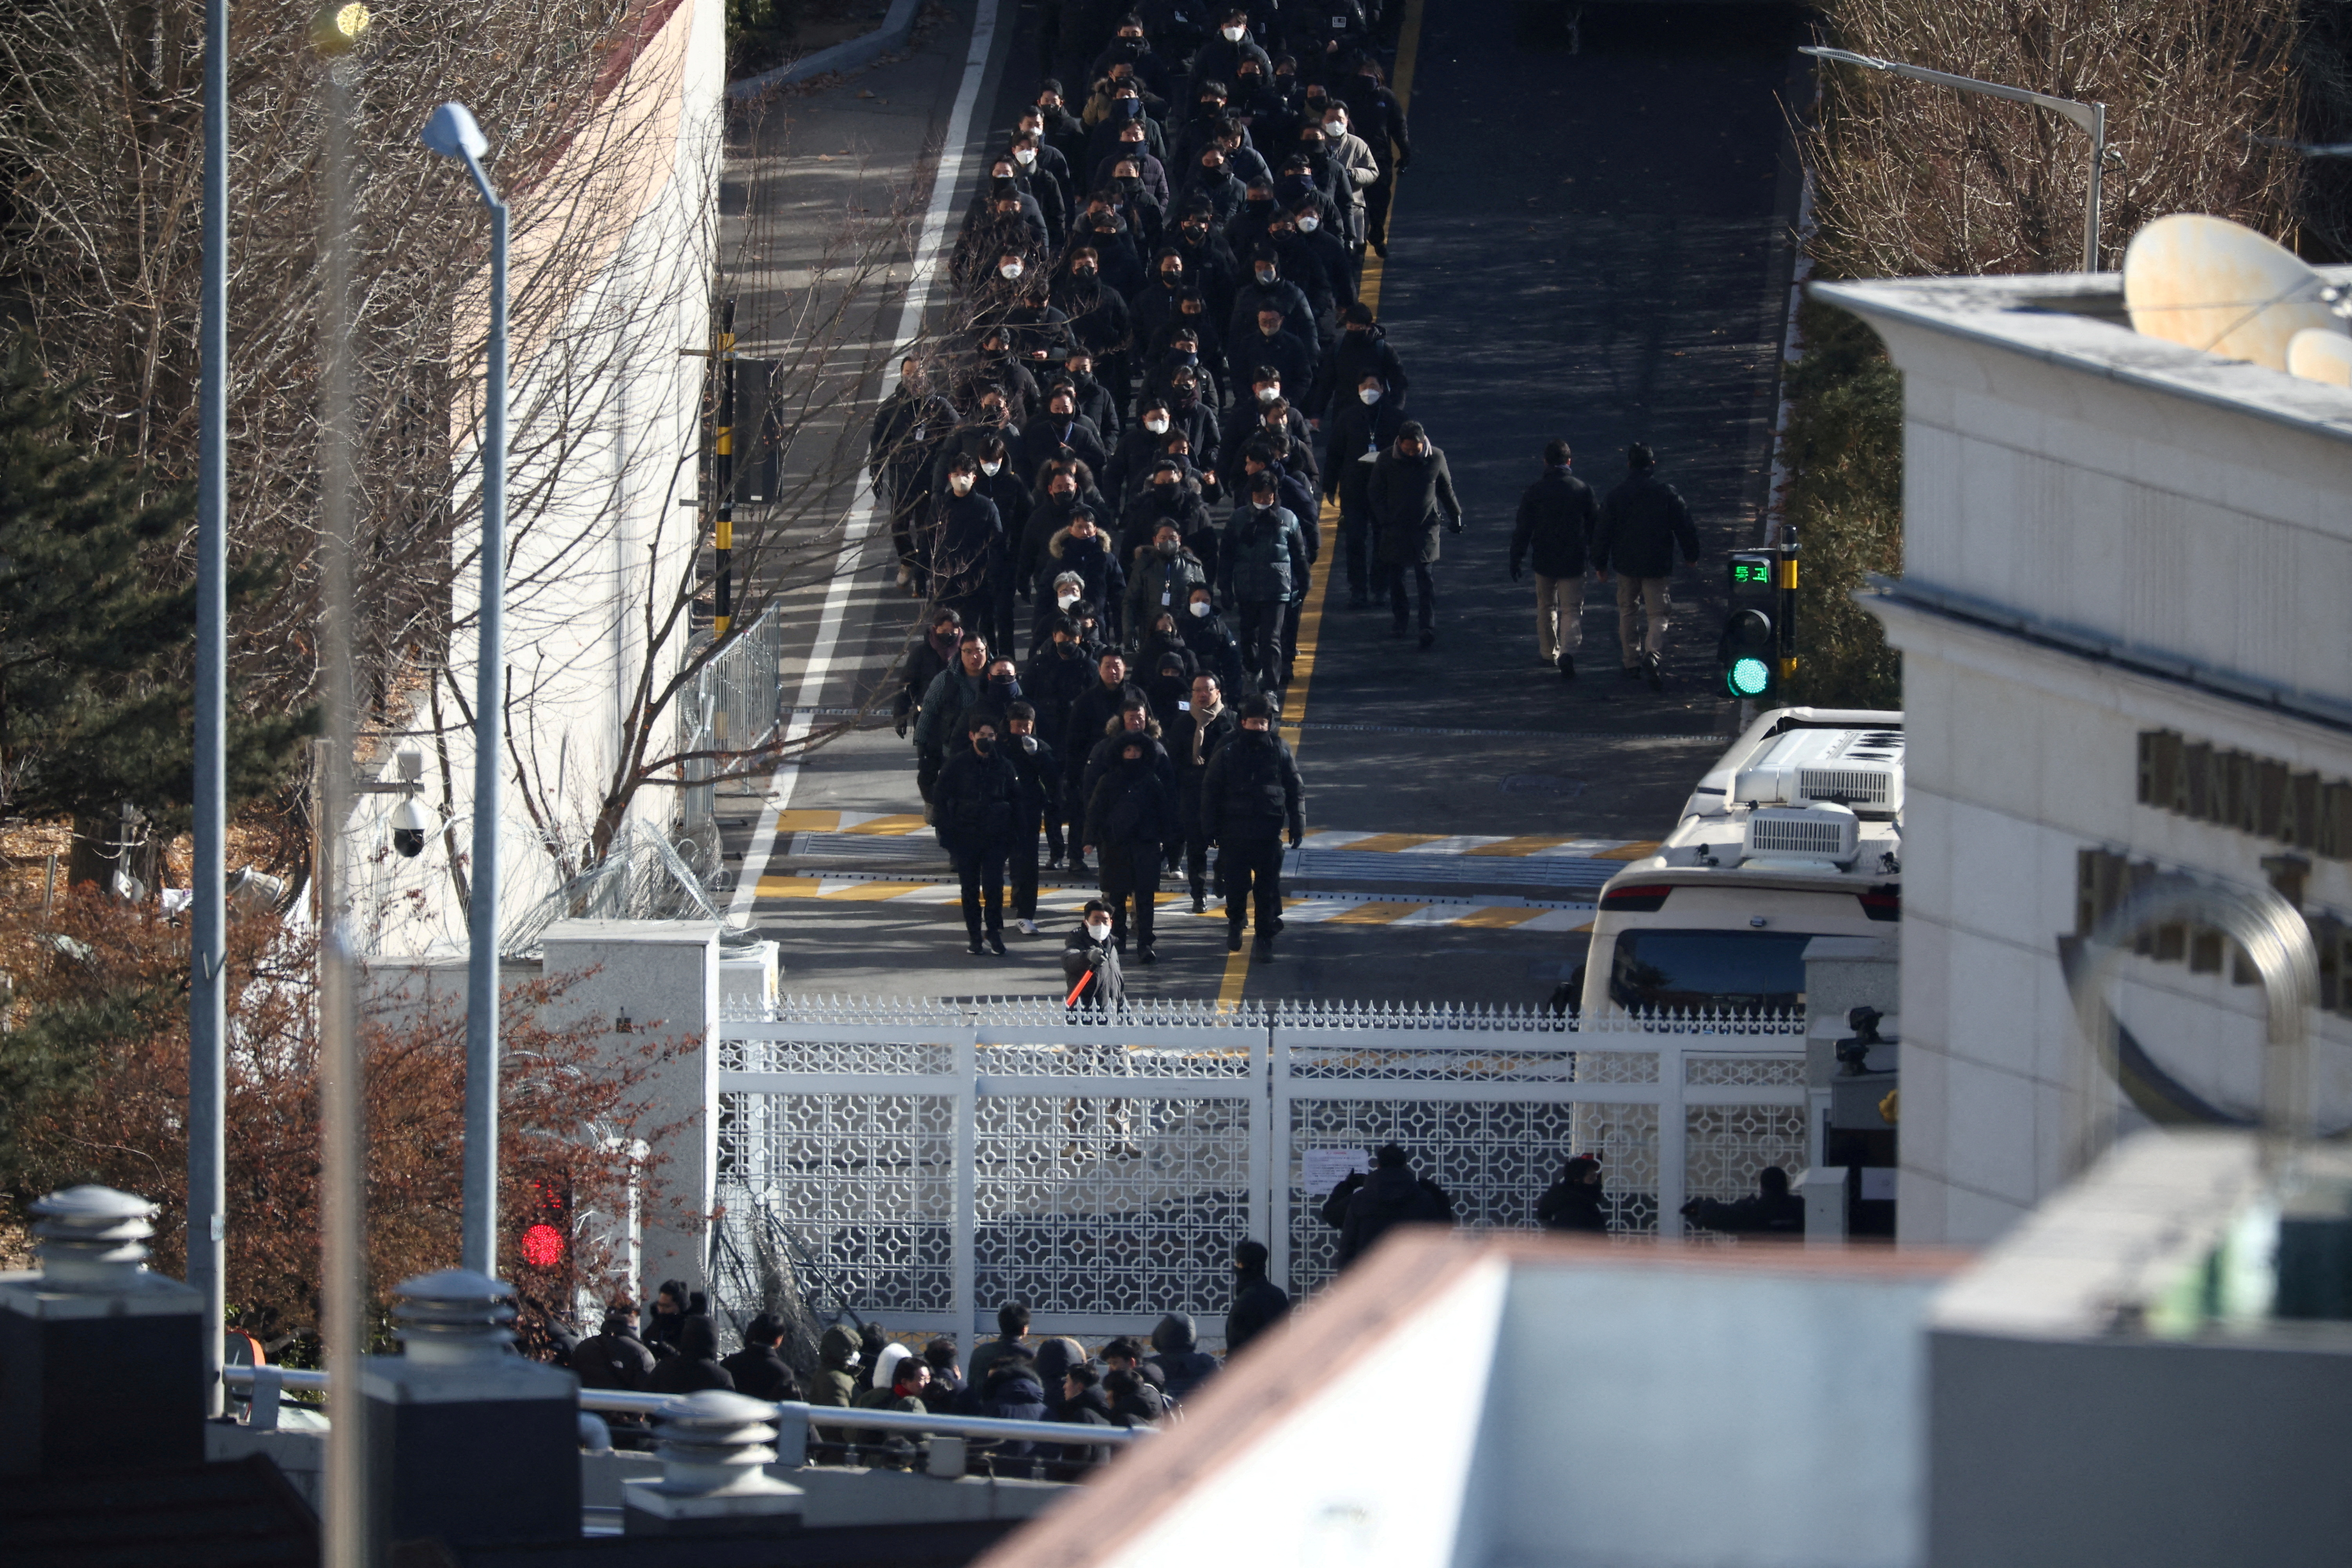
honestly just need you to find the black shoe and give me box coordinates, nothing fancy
[967,939,986,955]
[1273,916,1287,933]
[1621,664,1643,681]
[1253,936,1274,963]
[1642,651,1663,692]
[1071,858,1091,877]
[987,933,1007,956]
[1348,591,1370,609]
[1228,925,1244,952]
[1047,852,1065,871]
[1559,652,1576,681]
[1389,622,1408,638]
[1417,628,1435,651]
[1191,892,1207,914]
[1136,946,1158,964]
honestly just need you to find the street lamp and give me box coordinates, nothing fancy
[421,100,508,1278]
[1801,45,2109,274]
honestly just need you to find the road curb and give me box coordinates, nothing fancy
[726,0,922,102]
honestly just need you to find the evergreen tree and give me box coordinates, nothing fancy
[0,336,310,854]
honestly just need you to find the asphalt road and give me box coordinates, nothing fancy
[718,0,1809,1008]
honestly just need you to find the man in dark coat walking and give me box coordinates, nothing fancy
[1535,1154,1608,1233]
[1223,1239,1291,1358]
[1219,470,1310,691]
[569,1305,656,1392]
[932,709,1023,955]
[1336,1143,1455,1266]
[1591,441,1702,691]
[719,1313,804,1401]
[1084,733,1183,961]
[1366,421,1462,650]
[1197,693,1305,961]
[1510,438,1602,679]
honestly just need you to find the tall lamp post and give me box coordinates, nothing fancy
[421,101,508,1277]
[191,0,230,1421]
[1801,45,2109,274]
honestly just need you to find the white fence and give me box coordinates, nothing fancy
[712,999,1809,1345]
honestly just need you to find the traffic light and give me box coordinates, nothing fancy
[1720,552,1779,699]
[517,1176,571,1272]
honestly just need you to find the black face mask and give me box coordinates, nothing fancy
[991,676,1022,699]
[973,736,996,755]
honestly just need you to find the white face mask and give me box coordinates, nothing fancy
[1085,920,1112,940]
[1359,387,1381,405]
[951,475,975,495]
[1256,385,1280,403]
[1189,600,1211,618]
[1221,23,1245,40]
[1145,415,1170,434]
[999,261,1024,279]
[1296,214,1319,233]
[980,459,1002,476]
[1014,147,1036,165]
[1058,591,1081,610]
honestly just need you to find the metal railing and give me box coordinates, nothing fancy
[220,1363,1149,1451]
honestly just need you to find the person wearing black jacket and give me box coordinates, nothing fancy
[929,455,1008,647]
[1163,670,1237,911]
[1084,731,1183,960]
[1336,1144,1455,1266]
[569,1306,656,1392]
[648,1315,735,1395]
[933,711,1024,956]
[1003,701,1062,935]
[1221,472,1311,690]
[1535,1154,1609,1233]
[1321,371,1406,603]
[1197,693,1305,960]
[1592,441,1702,691]
[1023,620,1096,780]
[1059,655,1136,874]
[1511,439,1602,679]
[870,358,960,597]
[1365,420,1462,650]
[719,1314,804,1401]
[1308,304,1408,421]
[1223,1240,1291,1358]
[1178,583,1247,693]
[1681,1165,1803,1237]
[1336,54,1410,255]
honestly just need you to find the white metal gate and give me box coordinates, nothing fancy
[714,999,1807,1343]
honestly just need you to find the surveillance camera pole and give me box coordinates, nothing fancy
[1800,45,2107,274]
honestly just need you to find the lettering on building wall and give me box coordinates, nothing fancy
[2076,846,2352,1012]
[2135,730,2352,857]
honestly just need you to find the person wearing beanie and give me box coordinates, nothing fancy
[1196,691,1305,961]
[1592,440,1702,692]
[1511,437,1601,679]
[1224,1238,1292,1358]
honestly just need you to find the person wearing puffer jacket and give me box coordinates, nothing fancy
[1041,510,1128,642]
[1147,1311,1220,1405]
[811,1325,862,1407]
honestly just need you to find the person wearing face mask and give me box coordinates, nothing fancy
[1335,53,1410,257]
[1078,695,1178,829]
[1367,419,1463,651]
[1174,87,1234,176]
[1226,182,1281,274]
[914,633,996,808]
[1228,247,1320,372]
[1321,373,1405,608]
[1000,700,1062,934]
[1033,82,1091,177]
[998,281,1077,371]
[870,356,961,598]
[1014,459,1101,592]
[1021,619,1094,809]
[1060,899,1125,1014]
[1060,655,1135,874]
[1104,395,1176,505]
[1091,18,1176,106]
[964,158,1051,250]
[970,433,1033,595]
[1276,201,1354,340]
[1044,506,1128,646]
[1145,314,1229,420]
[897,608,964,741]
[1191,6,1271,100]
[1162,671,1237,912]
[1197,692,1305,960]
[1220,470,1310,691]
[1118,456,1215,565]
[1307,301,1405,422]
[933,710,1023,956]
[1511,438,1602,679]
[1177,583,1247,693]
[934,391,1028,501]
[1029,567,1088,659]
[1127,245,1191,352]
[1058,345,1122,448]
[953,214,1045,300]
[1142,649,1195,732]
[1083,731,1183,962]
[1178,142,1247,226]
[1124,520,1211,646]
[1017,383,1112,483]
[1009,126,1075,225]
[1220,353,1307,491]
[1316,106,1379,248]
[929,454,1009,652]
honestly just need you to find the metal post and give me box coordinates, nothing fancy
[2083,102,2107,276]
[191,0,229,1422]
[460,147,508,1279]
[714,297,735,638]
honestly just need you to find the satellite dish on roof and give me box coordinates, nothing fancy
[2122,213,2345,372]
[2287,327,2352,387]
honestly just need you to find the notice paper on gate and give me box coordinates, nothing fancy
[1303,1148,1372,1198]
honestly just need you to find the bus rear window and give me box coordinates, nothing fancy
[1606,930,1831,1013]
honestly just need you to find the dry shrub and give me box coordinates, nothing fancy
[0,887,686,1349]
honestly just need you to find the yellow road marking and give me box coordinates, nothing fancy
[1325,900,1430,925]
[773,809,844,832]
[1463,835,1577,857]
[1593,840,1662,861]
[1453,905,1549,929]
[843,813,931,835]
[1339,832,1449,853]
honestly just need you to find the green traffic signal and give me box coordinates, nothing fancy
[1717,606,1776,699]
[1726,655,1772,698]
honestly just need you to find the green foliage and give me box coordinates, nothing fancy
[0,336,312,834]
[1782,301,1904,711]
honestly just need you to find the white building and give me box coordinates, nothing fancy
[1813,269,2352,1245]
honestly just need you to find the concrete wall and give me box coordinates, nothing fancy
[344,0,725,962]
[1818,273,2352,1246]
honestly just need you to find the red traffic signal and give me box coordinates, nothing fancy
[519,1222,566,1268]
[516,1176,572,1271]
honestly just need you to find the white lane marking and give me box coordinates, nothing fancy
[729,0,1003,923]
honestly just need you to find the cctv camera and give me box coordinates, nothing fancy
[389,797,435,859]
